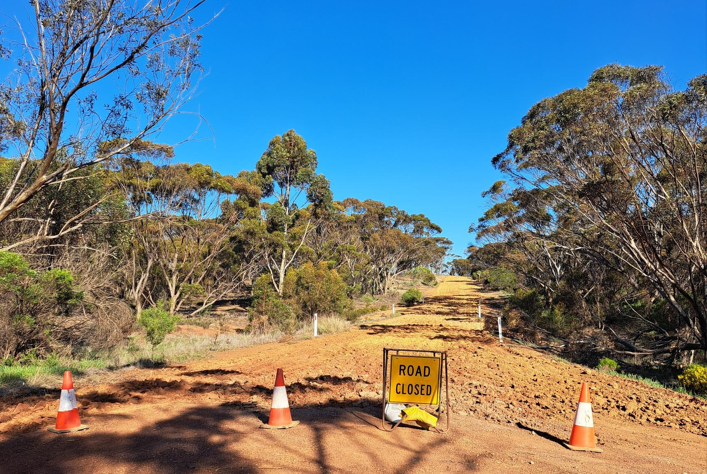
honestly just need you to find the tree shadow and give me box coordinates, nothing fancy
[1,404,261,473]
[180,368,243,377]
[361,323,493,345]
[1,371,361,424]
[0,398,480,473]
[305,375,357,385]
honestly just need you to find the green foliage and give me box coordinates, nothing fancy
[678,364,707,394]
[485,268,517,292]
[401,288,423,306]
[409,266,437,286]
[0,356,106,386]
[474,65,707,361]
[41,269,84,306]
[263,297,296,330]
[536,304,575,337]
[180,283,206,300]
[597,358,619,372]
[0,252,84,361]
[138,308,180,349]
[510,288,543,316]
[248,274,297,331]
[250,263,351,332]
[282,262,350,317]
[0,251,36,291]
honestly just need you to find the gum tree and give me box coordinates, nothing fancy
[253,130,332,295]
[477,65,707,354]
[0,0,212,244]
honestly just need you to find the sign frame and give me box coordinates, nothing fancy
[381,348,450,432]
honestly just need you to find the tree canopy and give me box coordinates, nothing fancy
[473,65,707,357]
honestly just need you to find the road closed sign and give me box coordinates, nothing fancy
[389,355,441,404]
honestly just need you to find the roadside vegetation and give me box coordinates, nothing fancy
[456,65,707,395]
[0,1,447,389]
[1,2,702,401]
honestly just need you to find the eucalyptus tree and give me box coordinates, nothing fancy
[342,198,449,294]
[477,65,707,354]
[253,130,332,294]
[0,0,212,244]
[112,147,240,315]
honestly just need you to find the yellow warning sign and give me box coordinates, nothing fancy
[389,355,440,404]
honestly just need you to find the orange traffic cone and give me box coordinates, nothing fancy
[564,382,601,452]
[260,368,299,429]
[48,371,88,433]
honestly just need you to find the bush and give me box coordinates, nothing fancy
[283,262,351,317]
[248,274,297,332]
[597,358,619,373]
[409,267,437,286]
[678,364,707,394]
[362,295,376,305]
[536,304,575,337]
[401,288,423,306]
[250,263,352,332]
[510,288,544,317]
[486,267,517,292]
[0,251,84,361]
[139,307,180,350]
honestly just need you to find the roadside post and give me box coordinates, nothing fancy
[478,298,481,318]
[313,313,318,337]
[381,348,449,432]
[497,317,503,343]
[392,304,395,315]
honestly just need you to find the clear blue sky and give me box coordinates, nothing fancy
[2,1,706,259]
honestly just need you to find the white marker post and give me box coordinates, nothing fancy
[392,304,395,315]
[478,298,482,319]
[313,313,318,337]
[497,316,503,343]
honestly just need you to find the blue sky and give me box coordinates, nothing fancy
[2,1,706,259]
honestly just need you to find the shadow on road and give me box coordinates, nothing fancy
[0,397,480,473]
[515,421,566,448]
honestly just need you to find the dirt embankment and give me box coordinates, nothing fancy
[1,277,705,474]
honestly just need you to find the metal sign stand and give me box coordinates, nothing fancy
[381,348,450,432]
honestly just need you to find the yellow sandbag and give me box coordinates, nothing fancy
[401,406,437,430]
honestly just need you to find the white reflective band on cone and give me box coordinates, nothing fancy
[573,402,594,427]
[58,389,77,412]
[271,386,289,409]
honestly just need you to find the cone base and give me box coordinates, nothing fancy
[260,420,300,430]
[563,442,602,453]
[48,424,88,434]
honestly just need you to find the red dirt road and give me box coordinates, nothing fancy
[1,277,706,473]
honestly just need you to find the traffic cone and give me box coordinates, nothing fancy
[564,382,601,452]
[48,371,88,433]
[260,368,299,429]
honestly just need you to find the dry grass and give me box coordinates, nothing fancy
[106,329,285,367]
[296,315,352,338]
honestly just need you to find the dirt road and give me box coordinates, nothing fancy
[1,277,706,473]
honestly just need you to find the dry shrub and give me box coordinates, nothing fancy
[53,245,135,352]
